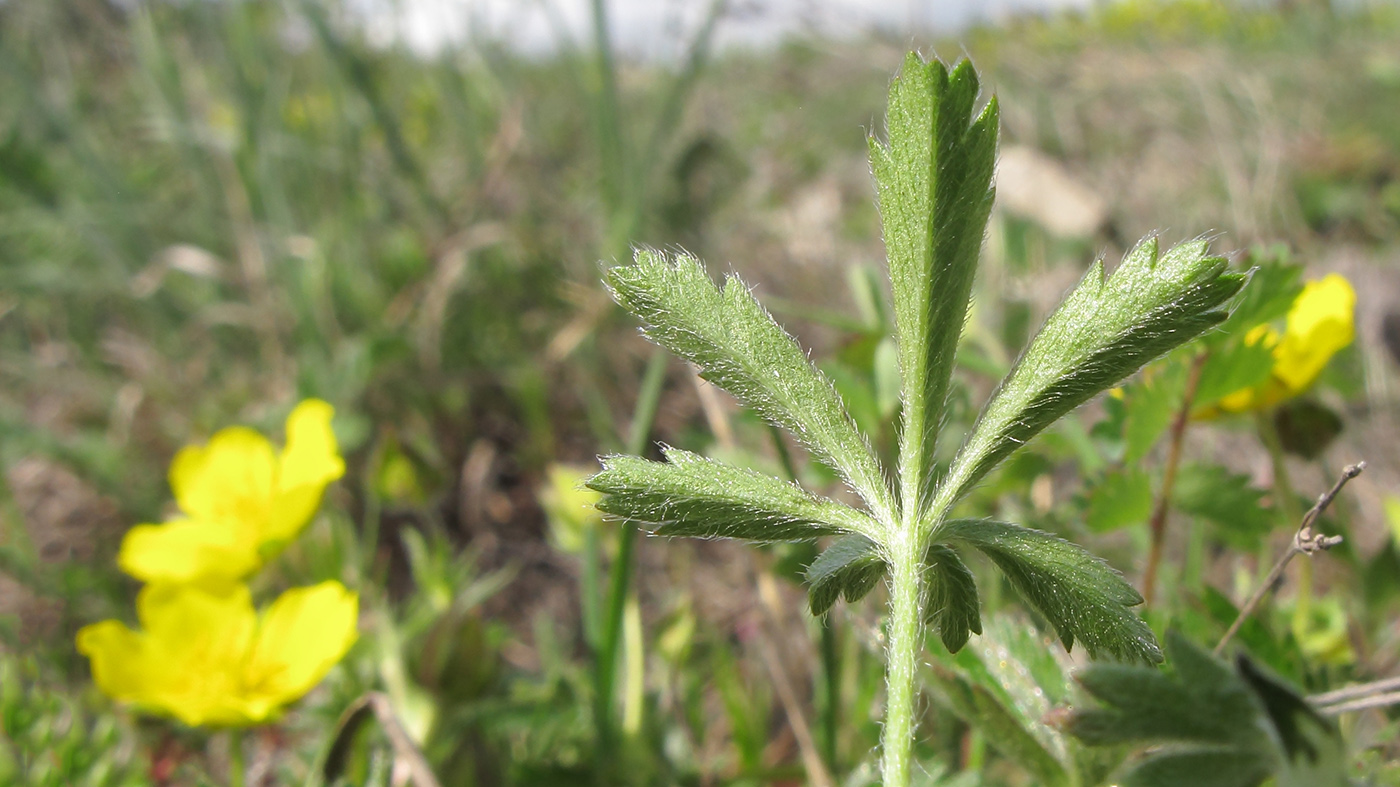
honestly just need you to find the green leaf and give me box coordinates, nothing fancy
[1194,339,1275,407]
[942,519,1161,664]
[944,237,1247,506]
[1068,630,1345,787]
[932,668,1070,787]
[1121,363,1186,464]
[1172,464,1272,548]
[588,447,878,542]
[921,545,981,652]
[1210,249,1301,342]
[605,249,894,520]
[925,615,1113,787]
[806,534,886,616]
[872,54,998,515]
[1085,467,1154,533]
[1236,657,1347,787]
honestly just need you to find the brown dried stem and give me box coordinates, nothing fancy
[1214,462,1365,656]
[1142,353,1208,606]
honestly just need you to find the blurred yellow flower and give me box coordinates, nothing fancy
[1216,274,1355,413]
[538,463,604,556]
[76,580,358,727]
[119,400,345,584]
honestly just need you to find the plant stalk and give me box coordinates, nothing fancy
[881,534,924,787]
[229,728,245,787]
[1142,352,1207,607]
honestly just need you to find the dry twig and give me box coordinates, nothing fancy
[1214,462,1364,656]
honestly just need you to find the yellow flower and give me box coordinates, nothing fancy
[1216,274,1355,413]
[119,400,345,584]
[76,581,358,727]
[538,464,604,556]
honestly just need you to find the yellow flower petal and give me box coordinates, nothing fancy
[76,620,158,707]
[1272,273,1355,394]
[246,581,359,707]
[76,582,357,727]
[267,400,345,543]
[169,426,276,529]
[117,519,261,585]
[278,400,345,491]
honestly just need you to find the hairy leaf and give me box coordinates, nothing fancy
[605,250,893,519]
[1068,630,1345,787]
[925,616,1107,787]
[935,668,1070,786]
[806,534,886,616]
[921,545,981,652]
[871,53,998,514]
[588,447,877,542]
[942,519,1161,664]
[944,237,1247,505]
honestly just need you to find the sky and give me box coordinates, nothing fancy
[351,0,1097,58]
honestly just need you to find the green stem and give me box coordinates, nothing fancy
[594,349,668,763]
[819,622,840,770]
[881,534,923,787]
[228,728,245,787]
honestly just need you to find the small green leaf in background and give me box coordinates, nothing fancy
[1068,630,1346,787]
[926,615,1124,787]
[1085,467,1155,533]
[1171,463,1273,549]
[941,519,1162,664]
[1121,364,1186,464]
[1193,339,1276,408]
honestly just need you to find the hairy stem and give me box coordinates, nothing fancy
[1143,353,1207,606]
[881,534,924,787]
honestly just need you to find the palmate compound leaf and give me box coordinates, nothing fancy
[940,237,1248,507]
[871,53,998,515]
[942,519,1161,664]
[1067,630,1346,787]
[605,250,894,522]
[588,447,879,542]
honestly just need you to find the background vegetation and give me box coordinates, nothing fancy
[2,0,1400,784]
